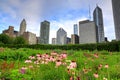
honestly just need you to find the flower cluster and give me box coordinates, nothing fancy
[19,51,77,80]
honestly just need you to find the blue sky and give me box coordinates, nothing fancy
[0,0,115,43]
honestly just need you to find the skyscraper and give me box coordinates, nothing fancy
[52,38,56,45]
[39,20,50,44]
[73,24,78,35]
[112,0,120,40]
[19,19,26,35]
[93,6,104,42]
[71,34,79,44]
[56,28,67,45]
[79,20,97,44]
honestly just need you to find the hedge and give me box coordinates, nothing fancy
[0,41,120,51]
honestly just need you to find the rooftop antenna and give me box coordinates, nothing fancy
[96,3,98,7]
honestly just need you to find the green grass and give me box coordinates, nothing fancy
[0,48,120,80]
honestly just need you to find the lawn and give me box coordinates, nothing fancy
[0,48,120,80]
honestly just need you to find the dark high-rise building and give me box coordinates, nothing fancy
[112,0,120,40]
[93,6,104,43]
[66,37,71,44]
[71,34,79,44]
[39,20,50,44]
[56,27,67,45]
[19,19,26,35]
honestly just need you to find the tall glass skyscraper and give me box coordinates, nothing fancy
[93,6,104,43]
[112,0,120,40]
[39,20,50,44]
[56,28,67,45]
[73,24,78,35]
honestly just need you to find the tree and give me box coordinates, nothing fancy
[0,34,12,44]
[14,36,27,44]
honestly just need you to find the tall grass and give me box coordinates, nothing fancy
[0,48,120,80]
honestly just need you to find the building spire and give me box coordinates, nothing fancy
[88,4,91,20]
[19,18,26,35]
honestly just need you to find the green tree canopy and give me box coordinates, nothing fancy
[0,34,12,44]
[14,36,27,44]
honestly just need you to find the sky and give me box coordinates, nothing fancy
[0,0,115,43]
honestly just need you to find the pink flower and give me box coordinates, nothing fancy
[104,64,109,68]
[98,64,103,70]
[94,53,99,58]
[50,56,56,62]
[28,65,33,69]
[56,60,62,67]
[25,60,32,63]
[68,61,77,69]
[45,53,49,58]
[19,66,27,74]
[34,60,39,64]
[93,73,99,78]
[61,53,67,59]
[70,76,73,80]
[36,54,41,57]
[51,52,57,56]
[37,56,42,60]
[29,56,35,59]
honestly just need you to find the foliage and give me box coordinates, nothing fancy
[13,36,27,44]
[0,48,120,79]
[0,34,12,44]
[1,41,120,51]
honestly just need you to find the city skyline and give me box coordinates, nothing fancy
[0,0,115,43]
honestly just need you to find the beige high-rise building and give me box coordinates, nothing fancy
[19,19,26,36]
[79,20,97,44]
[22,31,37,44]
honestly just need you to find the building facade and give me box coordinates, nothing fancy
[79,20,97,44]
[56,28,67,45]
[19,19,26,36]
[39,20,50,44]
[93,6,104,42]
[36,37,40,44]
[112,0,120,40]
[73,24,78,35]
[3,26,18,37]
[71,34,79,44]
[22,31,37,44]
[66,37,71,44]
[52,38,56,45]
